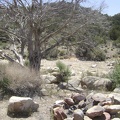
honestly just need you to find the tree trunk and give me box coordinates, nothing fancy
[29,51,41,72]
[28,29,41,72]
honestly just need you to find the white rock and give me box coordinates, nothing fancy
[7,96,39,116]
[91,64,97,68]
[111,118,120,120]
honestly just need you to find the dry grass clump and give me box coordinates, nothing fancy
[0,63,42,97]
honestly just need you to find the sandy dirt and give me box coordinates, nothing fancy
[0,58,116,120]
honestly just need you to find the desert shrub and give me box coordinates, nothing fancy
[56,61,71,83]
[109,60,120,87]
[76,45,106,61]
[0,64,10,98]
[0,77,10,94]
[44,48,59,60]
[0,63,42,97]
[24,59,29,66]
[113,37,120,48]
[88,48,106,61]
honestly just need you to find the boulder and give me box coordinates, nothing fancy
[108,93,120,104]
[86,105,105,118]
[103,105,120,114]
[78,100,86,109]
[41,74,57,84]
[64,98,74,106]
[114,87,120,93]
[73,109,84,120]
[103,112,111,120]
[92,93,106,104]
[7,96,39,116]
[71,93,86,104]
[68,76,81,88]
[53,107,67,120]
[41,88,50,96]
[80,76,113,91]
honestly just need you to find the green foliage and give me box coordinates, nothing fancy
[109,13,120,40]
[94,36,106,45]
[109,60,120,87]
[0,64,10,94]
[88,48,106,61]
[44,48,59,60]
[0,41,8,49]
[109,27,120,40]
[56,61,71,83]
[113,37,120,48]
[76,44,106,61]
[0,77,10,94]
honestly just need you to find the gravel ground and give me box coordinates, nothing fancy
[0,58,116,120]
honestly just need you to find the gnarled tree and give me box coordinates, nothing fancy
[0,0,106,71]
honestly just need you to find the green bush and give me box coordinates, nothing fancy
[76,44,106,61]
[0,77,10,94]
[109,60,120,87]
[56,61,71,83]
[88,47,106,61]
[113,37,120,48]
[0,64,10,95]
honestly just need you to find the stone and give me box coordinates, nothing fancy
[73,109,84,120]
[84,116,92,120]
[68,76,81,88]
[103,105,120,114]
[64,118,73,120]
[108,93,120,104]
[92,93,106,104]
[100,96,114,106]
[53,107,67,120]
[91,64,97,68]
[41,88,49,96]
[111,118,120,120]
[78,100,86,109]
[64,98,74,106]
[71,70,76,76]
[114,87,120,93]
[71,93,86,104]
[80,76,113,91]
[54,100,65,106]
[103,112,111,120]
[41,74,57,84]
[7,96,39,116]
[86,105,105,118]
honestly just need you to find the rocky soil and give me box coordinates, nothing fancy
[0,58,119,120]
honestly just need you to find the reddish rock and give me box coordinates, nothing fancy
[86,105,105,118]
[64,98,74,106]
[53,107,67,120]
[71,93,86,104]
